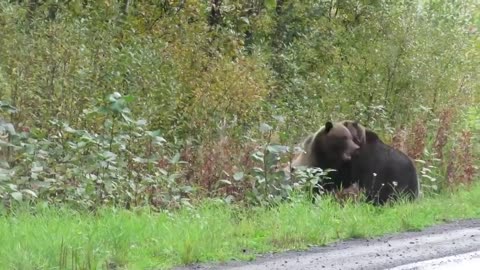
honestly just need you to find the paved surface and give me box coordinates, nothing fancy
[177,219,480,270]
[390,250,480,269]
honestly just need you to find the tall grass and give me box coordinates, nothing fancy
[1,183,480,270]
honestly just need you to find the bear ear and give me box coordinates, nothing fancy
[325,121,333,133]
[353,121,359,127]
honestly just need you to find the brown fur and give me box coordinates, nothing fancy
[291,122,360,170]
[341,120,419,204]
[335,183,362,203]
[340,120,366,146]
[287,120,419,205]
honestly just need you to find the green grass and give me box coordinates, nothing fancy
[1,184,480,270]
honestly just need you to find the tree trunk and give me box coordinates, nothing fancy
[121,0,131,16]
[208,0,222,26]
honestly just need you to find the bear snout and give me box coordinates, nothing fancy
[342,141,360,161]
[349,141,360,151]
[342,152,352,161]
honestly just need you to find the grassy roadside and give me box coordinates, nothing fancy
[1,184,480,270]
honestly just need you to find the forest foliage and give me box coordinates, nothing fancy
[0,0,479,209]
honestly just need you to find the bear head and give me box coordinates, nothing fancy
[341,120,366,146]
[292,121,360,170]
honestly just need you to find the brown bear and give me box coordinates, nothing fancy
[290,121,360,193]
[340,120,419,205]
[290,120,419,205]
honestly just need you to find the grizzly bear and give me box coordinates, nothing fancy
[290,121,360,193]
[341,120,419,205]
[290,120,419,205]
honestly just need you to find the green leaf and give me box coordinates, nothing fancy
[123,95,135,103]
[136,119,147,126]
[22,189,37,198]
[11,192,23,201]
[218,179,232,185]
[109,92,122,102]
[170,153,181,164]
[31,162,43,173]
[251,151,264,162]
[0,139,15,148]
[63,124,77,133]
[121,112,133,123]
[0,122,15,136]
[102,151,117,162]
[146,130,162,137]
[0,167,12,181]
[273,115,285,123]
[259,123,272,133]
[240,17,250,25]
[133,157,146,163]
[0,101,17,113]
[267,144,289,154]
[110,101,124,113]
[265,0,276,10]
[233,171,244,181]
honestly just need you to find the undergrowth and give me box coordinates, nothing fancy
[0,0,478,208]
[1,183,480,270]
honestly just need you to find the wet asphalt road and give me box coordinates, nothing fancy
[177,219,480,270]
[391,250,480,269]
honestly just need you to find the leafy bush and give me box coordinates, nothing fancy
[0,1,478,208]
[0,94,194,210]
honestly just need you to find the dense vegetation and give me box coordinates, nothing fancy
[0,0,479,209]
[1,184,480,269]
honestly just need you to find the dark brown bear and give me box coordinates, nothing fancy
[290,121,360,192]
[341,120,419,205]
